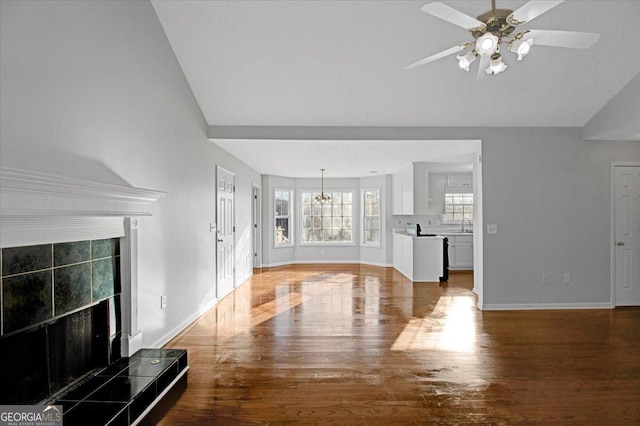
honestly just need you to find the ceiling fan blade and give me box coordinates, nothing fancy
[404,44,467,70]
[421,2,485,31]
[509,0,564,25]
[476,55,490,81]
[527,29,600,49]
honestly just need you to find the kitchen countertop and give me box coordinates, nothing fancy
[393,229,472,237]
[393,231,444,239]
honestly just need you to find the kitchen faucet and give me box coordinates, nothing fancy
[461,218,472,233]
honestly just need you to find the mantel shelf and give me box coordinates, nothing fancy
[0,166,167,248]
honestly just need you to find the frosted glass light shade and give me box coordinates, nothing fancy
[510,38,533,61]
[475,33,499,56]
[456,51,477,71]
[485,54,508,75]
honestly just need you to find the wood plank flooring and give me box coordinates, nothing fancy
[141,264,640,425]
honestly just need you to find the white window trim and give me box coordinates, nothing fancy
[274,187,294,248]
[298,188,357,247]
[442,189,473,225]
[360,187,382,248]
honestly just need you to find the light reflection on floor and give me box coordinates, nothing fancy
[391,293,476,353]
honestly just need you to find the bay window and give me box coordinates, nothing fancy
[300,190,354,244]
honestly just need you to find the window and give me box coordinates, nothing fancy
[274,189,293,247]
[300,191,353,244]
[443,192,473,222]
[361,188,381,247]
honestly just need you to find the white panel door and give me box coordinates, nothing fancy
[252,185,261,268]
[615,166,640,306]
[217,166,235,300]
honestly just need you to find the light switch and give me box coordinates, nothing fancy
[487,224,498,234]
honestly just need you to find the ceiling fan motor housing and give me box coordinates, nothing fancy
[473,8,516,39]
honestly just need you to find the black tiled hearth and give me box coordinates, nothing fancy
[56,348,188,426]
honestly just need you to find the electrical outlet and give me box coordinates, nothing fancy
[563,273,571,283]
[542,273,550,284]
[320,250,325,256]
[161,295,167,309]
[487,224,498,234]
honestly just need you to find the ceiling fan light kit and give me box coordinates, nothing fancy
[475,32,499,56]
[405,0,600,77]
[509,38,533,61]
[456,50,478,71]
[486,53,508,75]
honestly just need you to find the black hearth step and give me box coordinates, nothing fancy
[55,348,188,426]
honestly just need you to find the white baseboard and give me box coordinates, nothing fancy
[262,260,392,268]
[235,271,252,287]
[481,302,613,311]
[359,260,393,268]
[150,296,218,348]
[149,270,255,350]
[261,260,294,268]
[121,332,143,357]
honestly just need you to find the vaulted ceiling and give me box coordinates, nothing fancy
[152,1,640,176]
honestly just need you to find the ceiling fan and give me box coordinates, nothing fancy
[405,0,600,76]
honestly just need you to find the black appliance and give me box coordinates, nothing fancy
[440,237,449,282]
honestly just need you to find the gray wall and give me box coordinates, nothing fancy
[0,1,261,347]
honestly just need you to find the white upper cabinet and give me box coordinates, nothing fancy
[392,163,429,215]
[446,174,473,188]
[428,174,446,214]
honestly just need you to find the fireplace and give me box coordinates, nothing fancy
[0,238,122,403]
[0,166,187,423]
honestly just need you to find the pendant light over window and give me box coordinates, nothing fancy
[314,168,331,204]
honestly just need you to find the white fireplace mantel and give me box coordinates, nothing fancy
[0,166,166,247]
[0,165,167,356]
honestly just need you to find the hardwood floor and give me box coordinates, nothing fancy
[142,265,640,425]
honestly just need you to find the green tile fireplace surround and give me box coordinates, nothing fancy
[1,238,121,335]
[0,238,123,404]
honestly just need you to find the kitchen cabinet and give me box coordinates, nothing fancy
[393,233,414,279]
[392,233,405,275]
[448,234,473,270]
[428,174,446,214]
[446,174,473,189]
[393,233,444,282]
[392,163,429,215]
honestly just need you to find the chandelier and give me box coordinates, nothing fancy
[313,169,331,204]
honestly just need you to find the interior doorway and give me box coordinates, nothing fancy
[216,165,235,300]
[472,148,483,309]
[612,163,640,306]
[252,183,262,269]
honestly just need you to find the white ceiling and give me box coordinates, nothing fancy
[152,0,640,176]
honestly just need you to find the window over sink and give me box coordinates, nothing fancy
[443,192,473,223]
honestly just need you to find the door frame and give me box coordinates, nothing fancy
[252,183,262,268]
[216,165,235,298]
[610,161,640,306]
